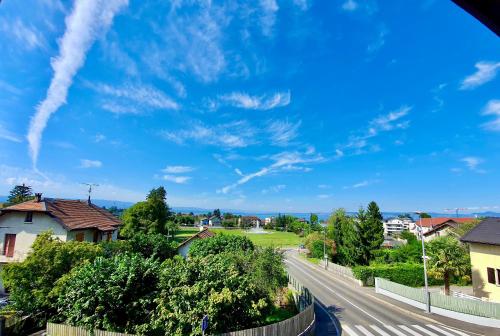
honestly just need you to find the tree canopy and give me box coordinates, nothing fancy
[6,183,34,205]
[188,234,254,258]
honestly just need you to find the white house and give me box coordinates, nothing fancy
[199,216,222,227]
[0,194,121,292]
[383,217,414,237]
[177,228,215,258]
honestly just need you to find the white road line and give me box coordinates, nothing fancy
[399,325,424,336]
[285,259,386,324]
[412,325,440,336]
[356,325,376,336]
[385,325,408,336]
[427,325,463,336]
[370,325,391,336]
[343,325,361,336]
[440,326,471,336]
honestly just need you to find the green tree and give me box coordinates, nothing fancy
[188,234,254,258]
[56,254,161,334]
[1,231,103,323]
[450,219,480,238]
[339,217,363,266]
[357,201,384,265]
[121,186,170,237]
[213,208,221,218]
[309,213,318,225]
[426,236,471,295]
[6,183,34,205]
[304,232,334,259]
[128,232,176,260]
[420,212,432,218]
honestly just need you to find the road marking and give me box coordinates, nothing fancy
[385,325,407,336]
[439,326,471,336]
[370,325,391,336]
[427,324,464,336]
[356,325,375,336]
[412,325,440,336]
[343,325,360,336]
[285,259,386,324]
[398,325,424,336]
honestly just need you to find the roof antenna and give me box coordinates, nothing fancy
[81,183,99,205]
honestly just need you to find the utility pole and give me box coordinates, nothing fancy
[323,225,327,270]
[82,183,99,205]
[415,211,431,313]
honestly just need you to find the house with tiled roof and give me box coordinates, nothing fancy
[177,228,215,257]
[409,217,474,238]
[461,217,500,302]
[0,193,121,262]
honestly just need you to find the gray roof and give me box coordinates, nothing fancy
[460,217,500,246]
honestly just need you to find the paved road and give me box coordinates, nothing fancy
[285,252,498,336]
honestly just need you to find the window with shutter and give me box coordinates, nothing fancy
[24,212,33,223]
[4,234,16,257]
[487,267,495,284]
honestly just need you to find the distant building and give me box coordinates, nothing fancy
[239,216,262,228]
[0,194,121,293]
[199,215,222,227]
[383,217,414,237]
[177,228,215,258]
[461,217,500,302]
[264,217,272,225]
[423,218,475,241]
[409,217,474,239]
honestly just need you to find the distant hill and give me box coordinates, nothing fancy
[1,195,499,220]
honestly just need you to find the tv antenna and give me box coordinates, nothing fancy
[82,183,99,205]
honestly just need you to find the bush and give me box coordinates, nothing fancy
[128,232,176,260]
[56,254,161,334]
[304,232,333,259]
[352,263,443,287]
[1,231,103,322]
[188,233,254,258]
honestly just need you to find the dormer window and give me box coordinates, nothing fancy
[25,211,33,223]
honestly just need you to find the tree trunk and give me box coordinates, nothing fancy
[444,271,450,295]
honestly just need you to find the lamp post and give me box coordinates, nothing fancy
[415,211,431,313]
[323,225,328,270]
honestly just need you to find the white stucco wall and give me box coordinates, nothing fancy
[0,212,68,263]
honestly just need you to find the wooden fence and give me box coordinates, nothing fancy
[46,322,134,336]
[219,303,315,336]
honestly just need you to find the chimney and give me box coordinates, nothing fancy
[88,195,91,206]
[35,193,42,202]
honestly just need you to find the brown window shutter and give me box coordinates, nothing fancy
[487,267,495,284]
[4,234,16,257]
[75,232,85,242]
[93,231,99,243]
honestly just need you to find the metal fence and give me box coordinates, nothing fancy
[376,277,500,319]
[46,323,134,336]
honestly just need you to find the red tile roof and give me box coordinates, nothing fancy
[416,217,474,227]
[177,228,215,248]
[1,198,121,232]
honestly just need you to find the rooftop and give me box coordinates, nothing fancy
[461,217,500,246]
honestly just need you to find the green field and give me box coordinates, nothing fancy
[175,227,304,247]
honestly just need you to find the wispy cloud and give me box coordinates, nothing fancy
[262,184,286,194]
[267,119,302,146]
[160,120,257,149]
[293,0,310,11]
[218,91,291,110]
[1,18,46,51]
[317,194,332,199]
[260,0,279,37]
[80,159,102,168]
[91,82,179,111]
[102,39,138,76]
[340,105,411,154]
[481,99,500,131]
[367,24,389,55]
[162,166,195,174]
[218,150,324,194]
[460,61,500,90]
[27,0,128,165]
[343,179,380,189]
[162,175,191,184]
[0,124,22,143]
[0,80,22,95]
[101,102,140,115]
[461,157,485,173]
[341,0,358,11]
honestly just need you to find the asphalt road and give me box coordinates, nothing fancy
[285,252,498,336]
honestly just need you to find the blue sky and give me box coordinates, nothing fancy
[0,0,499,213]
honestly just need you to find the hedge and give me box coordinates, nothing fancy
[352,263,443,287]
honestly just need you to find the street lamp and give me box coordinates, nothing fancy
[414,211,431,314]
[323,225,328,270]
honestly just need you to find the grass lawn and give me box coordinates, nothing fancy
[175,227,304,248]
